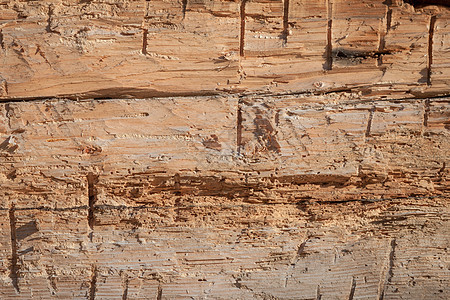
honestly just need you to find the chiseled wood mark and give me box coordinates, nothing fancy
[142,29,148,55]
[316,285,322,300]
[121,271,129,300]
[0,29,5,50]
[324,0,333,70]
[379,238,397,300]
[87,173,98,238]
[427,15,436,86]
[182,0,188,19]
[365,106,376,138]
[89,265,98,300]
[9,204,20,293]
[157,284,163,300]
[237,103,243,154]
[377,3,393,66]
[281,0,290,46]
[240,0,247,57]
[348,277,357,300]
[423,99,430,128]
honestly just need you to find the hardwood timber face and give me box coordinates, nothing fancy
[0,0,448,100]
[0,1,449,299]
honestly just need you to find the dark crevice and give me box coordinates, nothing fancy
[46,5,58,34]
[236,103,243,155]
[316,285,322,300]
[0,29,5,50]
[89,265,98,300]
[386,8,393,33]
[324,0,333,71]
[379,239,396,300]
[377,6,393,66]
[142,29,148,55]
[423,99,430,127]
[121,272,129,300]
[87,172,98,232]
[427,15,436,86]
[157,285,163,300]
[9,205,20,293]
[348,277,356,300]
[365,107,375,138]
[240,0,247,57]
[404,0,450,8]
[335,49,394,60]
[281,0,290,46]
[182,0,188,19]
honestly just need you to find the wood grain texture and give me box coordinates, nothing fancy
[0,95,449,299]
[0,1,449,299]
[0,0,449,100]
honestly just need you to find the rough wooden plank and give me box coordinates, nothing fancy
[0,1,449,100]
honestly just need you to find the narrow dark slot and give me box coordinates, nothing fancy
[427,15,436,86]
[240,0,247,57]
[0,30,4,50]
[89,265,98,300]
[142,29,148,55]
[87,172,98,232]
[182,0,188,19]
[157,285,163,300]
[348,277,356,300]
[121,275,129,300]
[423,99,430,127]
[281,0,290,45]
[377,7,392,66]
[386,8,392,32]
[9,205,19,293]
[379,239,396,300]
[236,105,243,154]
[316,285,322,300]
[365,107,375,138]
[324,1,333,71]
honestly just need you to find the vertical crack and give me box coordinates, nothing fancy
[89,265,98,300]
[240,0,247,57]
[87,172,98,239]
[324,0,333,71]
[236,102,243,155]
[423,99,430,128]
[121,271,129,300]
[182,0,188,20]
[365,107,375,138]
[427,15,436,86]
[157,284,163,300]
[281,0,290,46]
[142,29,148,55]
[316,285,322,300]
[9,204,19,293]
[379,238,396,300]
[348,277,357,300]
[46,5,56,34]
[377,5,392,67]
[0,29,5,50]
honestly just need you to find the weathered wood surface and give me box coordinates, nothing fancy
[0,0,449,100]
[0,95,449,299]
[0,0,449,299]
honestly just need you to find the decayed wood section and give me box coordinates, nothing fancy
[0,0,449,100]
[0,95,448,299]
[0,0,449,299]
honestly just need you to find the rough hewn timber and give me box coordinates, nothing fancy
[0,0,449,100]
[0,1,449,299]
